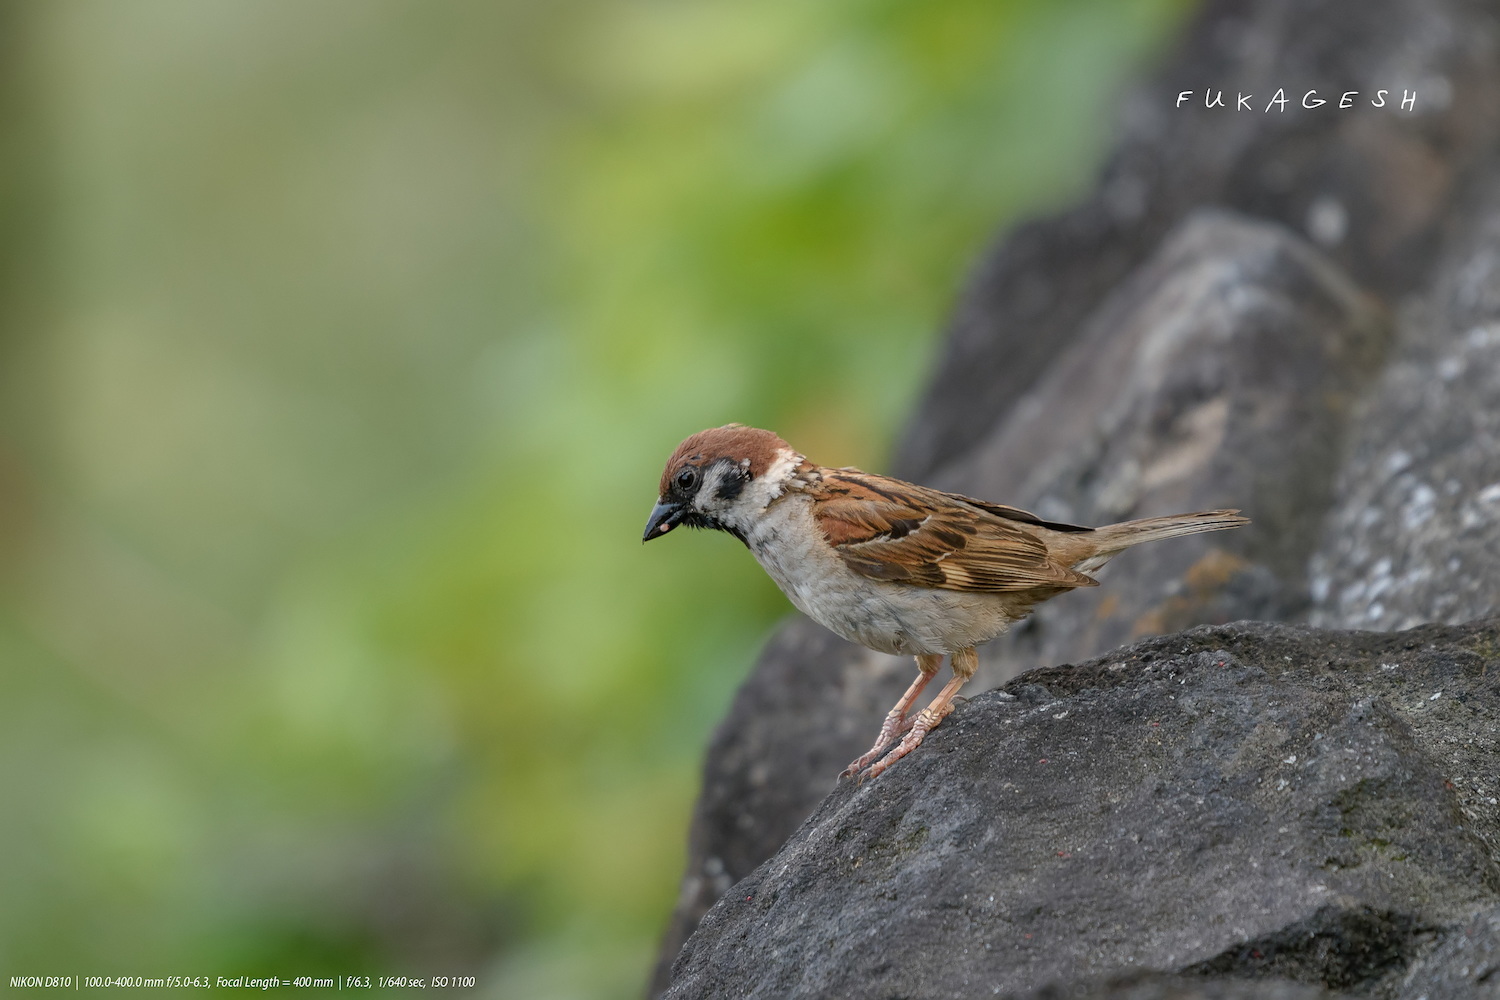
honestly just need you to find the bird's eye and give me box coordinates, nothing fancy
[675,467,698,492]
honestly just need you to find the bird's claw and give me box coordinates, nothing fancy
[840,740,894,779]
[840,706,915,778]
[854,701,957,779]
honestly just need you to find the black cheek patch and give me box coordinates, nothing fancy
[714,467,748,502]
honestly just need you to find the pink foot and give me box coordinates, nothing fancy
[840,709,916,778]
[861,702,954,780]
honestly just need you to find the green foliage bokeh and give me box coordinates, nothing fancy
[0,1,1190,996]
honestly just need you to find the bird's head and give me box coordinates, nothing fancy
[643,424,802,543]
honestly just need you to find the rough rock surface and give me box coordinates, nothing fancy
[663,621,1500,999]
[649,0,1500,993]
[1015,976,1334,1000]
[1394,904,1500,999]
[1309,173,1500,631]
[1309,323,1500,631]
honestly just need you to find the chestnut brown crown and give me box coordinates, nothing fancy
[656,424,791,496]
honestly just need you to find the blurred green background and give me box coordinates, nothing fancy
[0,1,1191,996]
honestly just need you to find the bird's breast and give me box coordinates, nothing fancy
[742,497,1020,656]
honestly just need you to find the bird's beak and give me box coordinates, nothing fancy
[643,499,685,542]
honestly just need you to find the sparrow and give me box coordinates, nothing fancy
[643,424,1248,780]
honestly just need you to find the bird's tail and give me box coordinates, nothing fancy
[1089,509,1248,556]
[1059,509,1247,576]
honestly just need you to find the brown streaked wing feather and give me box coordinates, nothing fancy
[810,472,1098,593]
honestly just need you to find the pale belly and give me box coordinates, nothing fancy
[743,498,1021,656]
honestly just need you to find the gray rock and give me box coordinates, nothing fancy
[897,0,1500,479]
[662,620,1500,1000]
[1017,974,1334,1000]
[1308,326,1500,631]
[1310,176,1500,631]
[1394,904,1500,999]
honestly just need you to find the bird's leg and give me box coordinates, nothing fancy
[864,647,978,780]
[841,653,944,779]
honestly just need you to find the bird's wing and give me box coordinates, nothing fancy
[808,470,1098,593]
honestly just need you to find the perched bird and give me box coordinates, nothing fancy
[643,424,1247,780]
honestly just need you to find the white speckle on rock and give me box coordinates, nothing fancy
[1307,196,1347,246]
[1310,573,1330,603]
[1459,506,1485,530]
[1437,355,1463,380]
[1466,323,1500,350]
[1402,482,1436,530]
[1385,450,1412,476]
[1399,564,1432,588]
